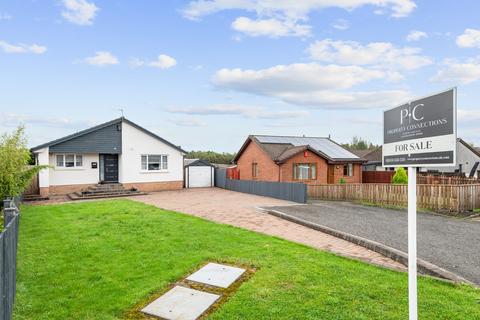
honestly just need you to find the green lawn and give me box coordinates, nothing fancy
[16,200,479,320]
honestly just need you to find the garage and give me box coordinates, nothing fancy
[184,159,215,188]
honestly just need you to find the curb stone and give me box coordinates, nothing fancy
[261,208,474,286]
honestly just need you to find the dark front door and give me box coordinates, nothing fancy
[103,154,119,183]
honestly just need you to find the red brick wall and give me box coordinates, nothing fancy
[236,141,279,181]
[332,163,362,184]
[280,151,328,184]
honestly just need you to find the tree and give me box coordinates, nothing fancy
[392,167,408,184]
[342,136,378,150]
[0,126,49,202]
[185,150,236,164]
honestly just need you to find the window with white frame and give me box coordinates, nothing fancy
[56,154,83,168]
[343,163,354,176]
[141,154,168,171]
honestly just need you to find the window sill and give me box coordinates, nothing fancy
[54,167,85,171]
[140,170,169,174]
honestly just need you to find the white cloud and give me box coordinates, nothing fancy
[456,28,480,48]
[214,63,384,93]
[0,40,47,54]
[84,51,119,66]
[212,63,410,109]
[232,17,311,38]
[406,30,427,42]
[332,19,349,30]
[457,109,480,123]
[172,118,207,127]
[431,58,480,84]
[182,0,416,20]
[149,54,177,69]
[130,54,177,69]
[307,39,432,70]
[0,113,92,128]
[61,0,99,26]
[0,13,12,21]
[167,104,309,119]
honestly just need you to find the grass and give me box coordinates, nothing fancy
[16,200,479,320]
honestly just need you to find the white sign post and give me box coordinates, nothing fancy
[383,88,457,320]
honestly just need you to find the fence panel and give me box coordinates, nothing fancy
[308,183,480,213]
[214,168,227,189]
[214,168,306,203]
[1,200,20,320]
[362,171,395,183]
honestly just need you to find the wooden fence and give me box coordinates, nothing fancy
[362,171,395,183]
[308,183,480,212]
[417,175,480,185]
[0,199,20,320]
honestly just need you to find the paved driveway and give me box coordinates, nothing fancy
[130,188,404,271]
[268,200,480,285]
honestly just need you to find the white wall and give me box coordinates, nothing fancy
[49,154,100,186]
[120,121,184,183]
[37,147,50,187]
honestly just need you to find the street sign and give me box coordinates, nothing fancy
[382,88,458,320]
[383,88,457,167]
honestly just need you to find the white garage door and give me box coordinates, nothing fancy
[187,166,213,188]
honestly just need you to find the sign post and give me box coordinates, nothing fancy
[383,88,457,320]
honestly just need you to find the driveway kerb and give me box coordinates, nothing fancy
[261,207,472,286]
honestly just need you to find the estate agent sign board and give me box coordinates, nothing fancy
[383,88,457,167]
[382,88,457,320]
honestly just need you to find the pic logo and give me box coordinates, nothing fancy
[400,103,424,125]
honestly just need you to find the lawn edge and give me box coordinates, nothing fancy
[260,207,475,287]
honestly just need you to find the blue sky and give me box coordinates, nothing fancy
[1,0,479,152]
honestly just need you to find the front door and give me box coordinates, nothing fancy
[327,165,335,184]
[102,154,119,183]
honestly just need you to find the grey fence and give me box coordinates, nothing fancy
[0,199,20,320]
[215,168,307,203]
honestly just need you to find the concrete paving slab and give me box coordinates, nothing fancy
[141,286,220,320]
[186,263,245,288]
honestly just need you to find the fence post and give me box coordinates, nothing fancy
[3,200,18,228]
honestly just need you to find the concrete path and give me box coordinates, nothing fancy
[130,188,405,271]
[268,200,480,285]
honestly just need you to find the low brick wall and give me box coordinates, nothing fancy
[123,181,183,192]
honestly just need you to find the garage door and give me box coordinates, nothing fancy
[187,166,213,188]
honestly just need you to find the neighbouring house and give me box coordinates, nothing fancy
[358,139,480,178]
[233,135,364,184]
[184,159,215,188]
[351,147,392,172]
[31,117,186,197]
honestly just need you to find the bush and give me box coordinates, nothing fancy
[0,126,48,202]
[392,167,408,184]
[339,177,346,184]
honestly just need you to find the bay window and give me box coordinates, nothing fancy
[293,163,316,180]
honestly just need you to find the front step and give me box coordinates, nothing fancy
[22,194,49,202]
[67,184,147,200]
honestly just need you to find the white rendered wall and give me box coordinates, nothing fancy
[37,147,50,188]
[120,122,184,183]
[49,153,99,186]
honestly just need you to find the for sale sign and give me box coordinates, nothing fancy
[383,88,457,167]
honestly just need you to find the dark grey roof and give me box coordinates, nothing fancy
[31,117,186,154]
[184,159,214,167]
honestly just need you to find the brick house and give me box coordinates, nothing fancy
[233,135,365,184]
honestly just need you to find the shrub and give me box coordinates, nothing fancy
[392,167,408,184]
[0,126,49,202]
[339,177,346,184]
